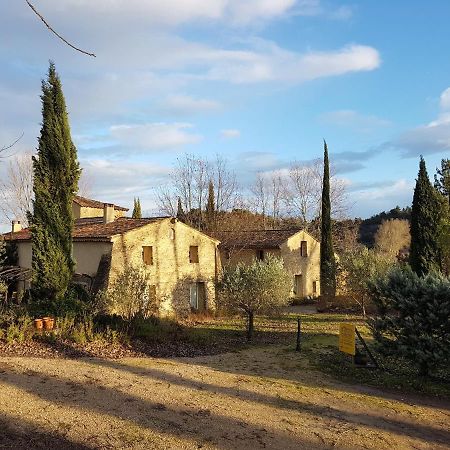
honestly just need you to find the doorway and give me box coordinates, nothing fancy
[294,274,303,298]
[190,282,206,311]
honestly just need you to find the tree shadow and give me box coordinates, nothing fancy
[0,361,325,450]
[78,356,450,446]
[0,414,92,449]
[23,338,450,445]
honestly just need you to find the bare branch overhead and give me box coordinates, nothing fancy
[0,132,24,156]
[25,0,96,57]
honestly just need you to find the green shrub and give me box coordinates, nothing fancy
[1,316,35,343]
[101,266,156,322]
[368,267,450,376]
[337,246,394,316]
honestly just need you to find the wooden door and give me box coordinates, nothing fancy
[294,275,303,297]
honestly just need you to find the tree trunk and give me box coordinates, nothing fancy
[247,311,254,341]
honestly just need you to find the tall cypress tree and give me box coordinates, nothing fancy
[434,158,450,206]
[410,157,442,276]
[132,197,142,218]
[320,140,336,301]
[206,180,215,231]
[30,62,80,301]
[176,197,185,222]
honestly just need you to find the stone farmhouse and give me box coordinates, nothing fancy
[5,196,220,316]
[211,229,321,299]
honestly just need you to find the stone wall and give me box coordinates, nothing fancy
[109,218,219,316]
[218,230,321,299]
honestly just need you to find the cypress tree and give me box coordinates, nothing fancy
[434,158,450,206]
[30,62,80,301]
[206,180,215,230]
[176,197,185,222]
[132,197,142,218]
[320,140,336,301]
[410,157,442,276]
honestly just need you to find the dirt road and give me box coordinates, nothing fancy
[0,346,448,449]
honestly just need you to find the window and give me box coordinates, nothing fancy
[189,246,199,263]
[225,249,231,260]
[300,241,308,257]
[313,281,317,295]
[168,228,175,240]
[142,246,153,265]
[256,250,265,261]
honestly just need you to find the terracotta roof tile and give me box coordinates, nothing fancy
[73,195,129,211]
[4,217,170,242]
[210,229,301,249]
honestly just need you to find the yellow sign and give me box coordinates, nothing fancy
[339,323,356,355]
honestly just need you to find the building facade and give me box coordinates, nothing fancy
[5,197,220,316]
[212,229,321,299]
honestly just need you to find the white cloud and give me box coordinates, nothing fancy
[321,109,391,131]
[351,179,413,217]
[439,87,450,110]
[35,0,300,27]
[80,158,171,212]
[163,95,221,115]
[110,123,203,150]
[220,129,241,139]
[205,43,380,84]
[388,86,450,157]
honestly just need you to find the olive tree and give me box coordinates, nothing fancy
[104,266,156,321]
[219,255,291,340]
[337,247,394,317]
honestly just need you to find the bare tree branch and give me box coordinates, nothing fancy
[25,0,96,57]
[0,132,24,156]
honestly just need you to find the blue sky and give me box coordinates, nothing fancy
[1,0,449,221]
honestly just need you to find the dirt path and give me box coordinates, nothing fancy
[0,346,449,449]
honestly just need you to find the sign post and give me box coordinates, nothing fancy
[338,323,380,369]
[339,323,356,356]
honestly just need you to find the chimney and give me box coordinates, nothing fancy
[12,220,22,233]
[103,203,115,224]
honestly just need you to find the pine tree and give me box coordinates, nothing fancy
[206,180,216,231]
[410,157,442,276]
[132,197,142,218]
[176,197,185,222]
[320,140,336,302]
[434,158,450,206]
[30,62,80,301]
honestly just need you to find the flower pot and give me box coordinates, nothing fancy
[42,317,55,331]
[34,318,43,330]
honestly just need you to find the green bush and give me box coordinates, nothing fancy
[368,267,450,376]
[0,316,34,344]
[219,255,291,340]
[101,266,156,322]
[337,247,394,316]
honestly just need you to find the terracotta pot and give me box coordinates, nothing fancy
[34,318,43,330]
[42,317,55,331]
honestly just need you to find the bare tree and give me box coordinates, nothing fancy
[0,152,34,226]
[375,219,411,260]
[250,171,284,228]
[283,158,349,222]
[212,155,238,212]
[0,151,95,226]
[157,154,239,228]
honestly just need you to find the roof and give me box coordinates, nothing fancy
[211,229,303,250]
[4,217,170,243]
[73,195,129,212]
